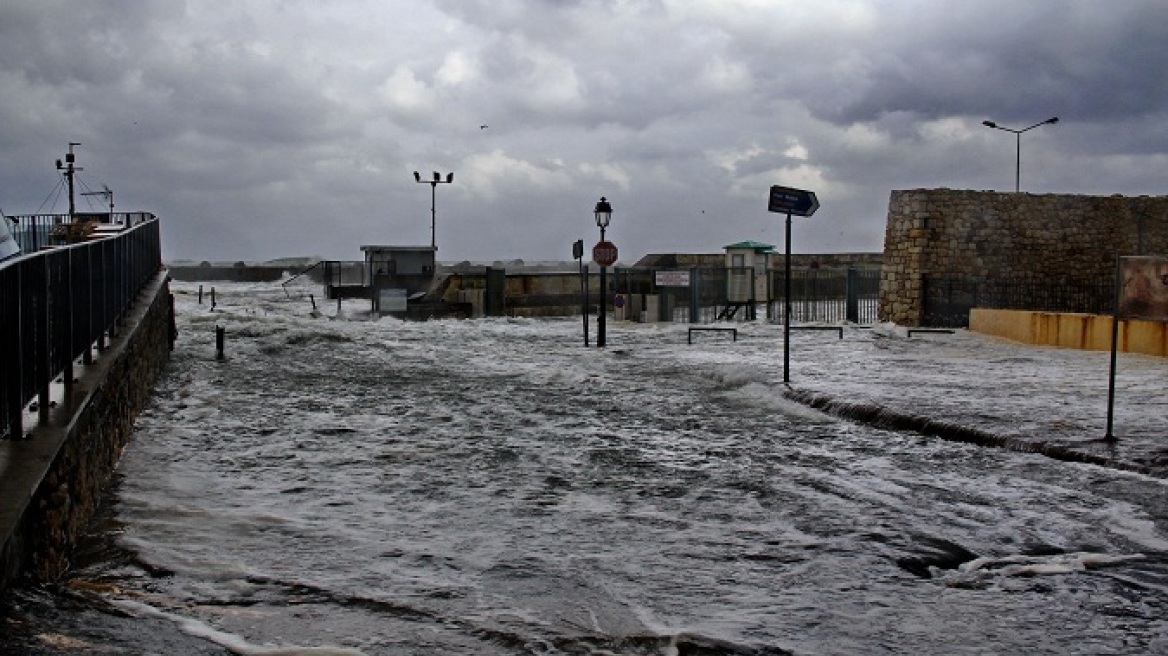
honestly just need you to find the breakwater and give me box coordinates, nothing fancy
[0,272,172,592]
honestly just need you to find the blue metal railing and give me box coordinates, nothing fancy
[1,216,162,440]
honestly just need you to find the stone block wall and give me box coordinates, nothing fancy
[879,190,1168,325]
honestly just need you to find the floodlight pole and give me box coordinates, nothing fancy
[414,170,454,252]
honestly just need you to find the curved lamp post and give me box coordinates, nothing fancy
[982,117,1058,192]
[594,196,612,348]
[413,170,454,251]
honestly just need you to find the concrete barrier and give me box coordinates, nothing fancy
[970,308,1167,357]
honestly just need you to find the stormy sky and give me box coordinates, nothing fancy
[1,1,1165,264]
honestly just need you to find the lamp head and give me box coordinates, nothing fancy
[1045,116,1059,125]
[982,120,997,128]
[413,171,421,182]
[446,172,454,183]
[594,196,612,229]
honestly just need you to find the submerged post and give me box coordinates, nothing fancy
[215,325,225,360]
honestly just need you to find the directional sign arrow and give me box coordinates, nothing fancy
[767,185,819,217]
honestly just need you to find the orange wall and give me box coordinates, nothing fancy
[970,309,1167,357]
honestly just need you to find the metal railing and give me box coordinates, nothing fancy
[922,275,1115,328]
[611,266,882,324]
[7,212,155,253]
[1,216,162,440]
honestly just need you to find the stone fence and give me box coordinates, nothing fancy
[879,189,1168,326]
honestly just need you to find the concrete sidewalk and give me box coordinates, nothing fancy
[781,325,1168,478]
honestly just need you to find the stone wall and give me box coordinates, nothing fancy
[0,273,172,589]
[879,190,1168,325]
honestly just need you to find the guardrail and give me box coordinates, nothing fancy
[1,217,162,440]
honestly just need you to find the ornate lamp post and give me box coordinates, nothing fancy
[413,170,454,251]
[594,197,613,348]
[982,117,1058,192]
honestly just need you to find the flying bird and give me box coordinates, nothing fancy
[480,125,488,130]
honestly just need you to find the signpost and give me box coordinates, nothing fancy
[767,185,820,383]
[574,239,589,347]
[768,185,819,217]
[1105,255,1168,441]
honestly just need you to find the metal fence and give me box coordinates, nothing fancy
[1,217,162,440]
[611,266,882,325]
[922,275,1116,328]
[8,212,156,253]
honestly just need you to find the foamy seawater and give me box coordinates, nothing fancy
[17,280,1168,655]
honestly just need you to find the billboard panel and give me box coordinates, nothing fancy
[1118,256,1168,322]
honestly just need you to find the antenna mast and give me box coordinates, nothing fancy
[55,142,82,222]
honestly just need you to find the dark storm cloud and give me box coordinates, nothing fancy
[0,1,1164,263]
[803,2,1168,125]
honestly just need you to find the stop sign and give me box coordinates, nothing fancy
[592,240,618,266]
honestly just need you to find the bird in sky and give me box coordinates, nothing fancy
[480,125,488,130]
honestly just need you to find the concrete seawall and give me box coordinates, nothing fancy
[0,272,172,592]
[970,308,1168,358]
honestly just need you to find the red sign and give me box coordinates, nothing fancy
[592,240,618,267]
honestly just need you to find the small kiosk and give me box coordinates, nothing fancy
[722,241,774,320]
[360,245,437,314]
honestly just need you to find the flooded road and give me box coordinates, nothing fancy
[4,281,1167,654]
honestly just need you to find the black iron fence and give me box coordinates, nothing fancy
[922,275,1116,328]
[1,216,162,440]
[768,268,881,324]
[611,266,882,324]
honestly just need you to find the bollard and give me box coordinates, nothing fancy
[211,287,217,311]
[310,294,317,310]
[216,325,225,360]
[169,293,179,351]
[199,285,204,304]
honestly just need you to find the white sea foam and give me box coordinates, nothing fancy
[958,552,1144,577]
[79,280,1168,654]
[110,599,368,656]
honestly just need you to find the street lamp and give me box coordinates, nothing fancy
[982,117,1058,192]
[594,196,612,348]
[413,170,454,251]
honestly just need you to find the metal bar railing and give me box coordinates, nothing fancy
[0,217,161,440]
[608,266,883,325]
[922,275,1115,328]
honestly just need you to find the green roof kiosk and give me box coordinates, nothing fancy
[723,241,775,321]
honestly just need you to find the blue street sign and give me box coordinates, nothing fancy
[767,185,819,217]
